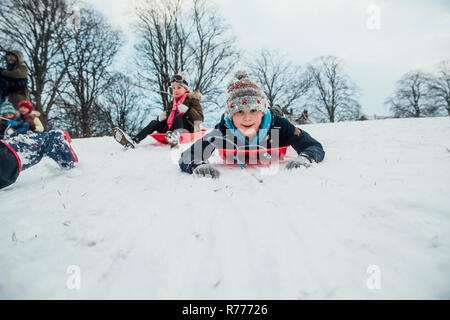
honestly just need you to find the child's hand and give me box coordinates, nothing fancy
[6,120,18,128]
[158,111,167,122]
[193,164,220,179]
[178,104,189,113]
[286,155,312,170]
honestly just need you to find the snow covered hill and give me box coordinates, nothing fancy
[1,117,449,299]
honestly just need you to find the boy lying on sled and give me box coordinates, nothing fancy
[179,70,325,178]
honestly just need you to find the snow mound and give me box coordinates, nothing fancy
[1,117,449,299]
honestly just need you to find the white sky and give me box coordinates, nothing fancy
[85,0,450,116]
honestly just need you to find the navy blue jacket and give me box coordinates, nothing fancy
[179,112,325,174]
[0,121,7,138]
[0,118,26,138]
[0,141,20,189]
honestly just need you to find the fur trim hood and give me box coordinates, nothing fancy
[7,50,25,64]
[187,91,202,102]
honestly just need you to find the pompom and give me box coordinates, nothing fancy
[234,70,249,80]
[180,71,189,81]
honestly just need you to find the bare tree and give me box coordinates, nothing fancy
[0,0,77,128]
[135,0,239,113]
[429,60,450,116]
[188,0,239,108]
[386,71,438,118]
[135,0,185,109]
[248,49,311,114]
[55,7,122,137]
[306,56,361,122]
[103,73,149,136]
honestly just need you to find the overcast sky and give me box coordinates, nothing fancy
[86,0,450,116]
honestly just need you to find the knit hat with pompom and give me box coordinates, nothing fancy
[0,101,16,115]
[225,70,268,119]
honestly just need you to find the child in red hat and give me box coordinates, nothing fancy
[17,100,44,132]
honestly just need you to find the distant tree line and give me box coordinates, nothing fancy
[0,0,447,138]
[248,51,361,123]
[385,60,450,118]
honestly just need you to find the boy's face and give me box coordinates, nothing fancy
[232,109,264,137]
[3,113,16,119]
[171,84,188,98]
[19,106,30,115]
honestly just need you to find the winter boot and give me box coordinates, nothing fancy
[165,130,180,148]
[5,131,77,170]
[63,131,79,163]
[112,127,135,149]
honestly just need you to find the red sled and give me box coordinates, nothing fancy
[149,129,207,144]
[217,145,290,164]
[62,130,79,163]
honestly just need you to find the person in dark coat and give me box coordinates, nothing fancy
[0,130,78,189]
[179,70,325,178]
[113,71,204,148]
[0,50,30,107]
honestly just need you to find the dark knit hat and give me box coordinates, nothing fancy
[226,70,268,119]
[0,102,16,115]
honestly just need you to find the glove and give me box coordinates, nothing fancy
[193,164,220,179]
[6,120,18,128]
[193,123,201,132]
[286,154,312,170]
[158,111,167,122]
[178,104,189,114]
[5,127,16,137]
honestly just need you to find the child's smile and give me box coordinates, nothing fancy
[232,109,264,137]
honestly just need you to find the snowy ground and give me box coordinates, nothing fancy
[0,117,449,299]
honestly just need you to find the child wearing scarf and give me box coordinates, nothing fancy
[113,72,203,148]
[179,70,325,178]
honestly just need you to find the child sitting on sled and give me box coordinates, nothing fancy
[113,71,204,148]
[0,101,30,138]
[179,70,325,178]
[0,130,78,189]
[17,100,44,133]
